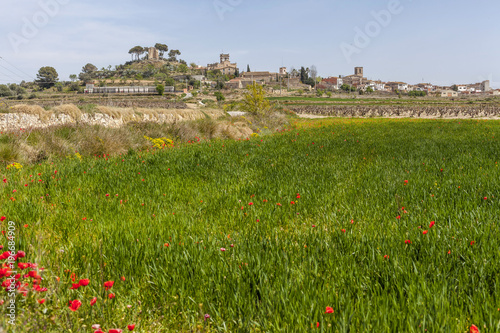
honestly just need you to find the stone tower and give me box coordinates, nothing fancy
[148,47,159,61]
[481,80,491,92]
[355,67,364,76]
[220,54,230,63]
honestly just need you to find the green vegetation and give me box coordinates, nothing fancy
[239,83,271,116]
[0,118,499,331]
[156,84,165,96]
[35,66,59,89]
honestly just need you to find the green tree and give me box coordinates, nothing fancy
[366,86,374,94]
[178,64,188,73]
[156,84,165,96]
[154,43,168,58]
[164,78,175,86]
[214,91,225,102]
[0,85,13,97]
[300,67,307,84]
[451,84,458,92]
[247,64,251,72]
[129,46,144,61]
[168,49,181,62]
[36,66,59,89]
[69,74,77,82]
[79,63,98,82]
[239,83,271,116]
[340,84,356,92]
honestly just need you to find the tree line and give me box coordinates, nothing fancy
[128,43,181,62]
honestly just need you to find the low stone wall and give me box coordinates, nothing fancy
[0,108,223,132]
[287,105,500,118]
[21,100,188,109]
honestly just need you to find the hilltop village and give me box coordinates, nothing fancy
[0,45,497,99]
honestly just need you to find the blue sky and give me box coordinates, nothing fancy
[0,0,499,87]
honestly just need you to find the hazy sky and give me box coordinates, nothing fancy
[0,0,499,87]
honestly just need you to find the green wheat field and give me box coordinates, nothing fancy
[1,118,499,332]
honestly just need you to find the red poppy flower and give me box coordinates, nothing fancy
[68,299,82,311]
[109,329,122,333]
[90,297,97,306]
[396,215,401,219]
[429,221,435,228]
[405,240,412,244]
[384,255,389,259]
[0,216,6,222]
[70,283,80,290]
[108,293,115,299]
[127,324,135,331]
[104,281,114,290]
[16,251,25,258]
[79,279,90,286]
[248,202,253,206]
[18,262,29,270]
[2,179,6,183]
[341,229,346,233]
[470,324,480,333]
[470,241,475,245]
[325,306,334,314]
[290,201,295,205]
[484,197,487,200]
[38,299,45,304]
[316,322,320,328]
[423,230,428,235]
[121,276,125,281]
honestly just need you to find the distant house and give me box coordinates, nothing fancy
[416,83,436,92]
[318,77,343,90]
[207,54,238,76]
[226,78,260,89]
[241,71,279,83]
[386,82,409,92]
[440,90,459,97]
[367,80,386,91]
[84,83,173,94]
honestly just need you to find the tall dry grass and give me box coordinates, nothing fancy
[10,104,53,122]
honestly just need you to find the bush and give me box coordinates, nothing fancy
[0,85,12,97]
[156,84,165,96]
[239,83,270,116]
[214,91,225,103]
[408,91,427,97]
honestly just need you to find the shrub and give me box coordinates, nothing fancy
[156,84,165,96]
[214,91,225,103]
[239,83,270,116]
